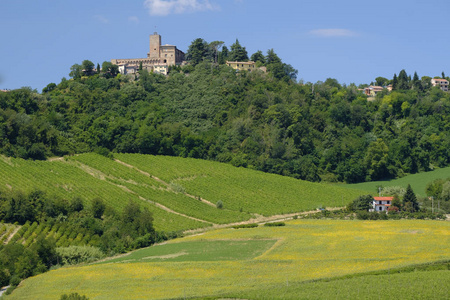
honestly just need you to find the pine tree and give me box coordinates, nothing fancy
[229,39,249,62]
[403,184,419,212]
[392,73,398,90]
[96,63,101,74]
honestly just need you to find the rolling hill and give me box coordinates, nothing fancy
[0,153,366,232]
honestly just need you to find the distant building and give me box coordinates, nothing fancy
[111,33,185,76]
[0,89,10,92]
[370,197,393,212]
[226,61,256,72]
[226,61,267,73]
[431,78,449,92]
[364,86,385,97]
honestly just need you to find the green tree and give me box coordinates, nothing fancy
[209,41,224,64]
[101,62,119,78]
[348,195,373,211]
[403,184,419,212]
[81,60,95,75]
[397,69,410,90]
[91,197,106,219]
[251,50,265,64]
[228,39,248,61]
[69,64,82,79]
[375,77,388,86]
[96,63,101,74]
[218,45,229,64]
[186,38,208,66]
[392,73,398,90]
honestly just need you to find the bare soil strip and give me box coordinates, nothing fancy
[4,226,20,244]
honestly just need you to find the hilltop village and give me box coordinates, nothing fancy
[110,33,267,76]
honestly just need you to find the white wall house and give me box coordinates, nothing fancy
[370,197,393,212]
[431,78,449,92]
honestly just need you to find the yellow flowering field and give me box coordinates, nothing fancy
[7,220,449,299]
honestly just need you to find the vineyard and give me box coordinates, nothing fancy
[6,219,449,299]
[115,153,365,215]
[1,221,99,249]
[0,153,367,233]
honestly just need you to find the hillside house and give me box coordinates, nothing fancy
[370,197,393,212]
[431,78,449,92]
[364,86,385,97]
[226,61,256,72]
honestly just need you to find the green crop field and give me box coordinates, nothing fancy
[343,166,450,196]
[115,153,365,215]
[0,155,207,232]
[0,153,367,232]
[7,219,449,300]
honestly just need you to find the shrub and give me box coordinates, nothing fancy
[232,224,258,229]
[264,222,285,227]
[216,200,224,209]
[60,293,89,300]
[56,246,104,265]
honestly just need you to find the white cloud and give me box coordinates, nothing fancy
[94,15,109,24]
[309,29,358,37]
[144,0,218,16]
[128,16,140,23]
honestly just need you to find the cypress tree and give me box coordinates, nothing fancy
[403,184,419,212]
[392,73,398,90]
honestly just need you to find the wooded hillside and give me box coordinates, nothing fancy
[1,54,449,183]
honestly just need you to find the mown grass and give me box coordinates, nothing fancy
[101,239,277,263]
[115,153,366,215]
[7,219,449,300]
[344,166,450,196]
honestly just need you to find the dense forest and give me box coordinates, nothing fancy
[1,38,449,183]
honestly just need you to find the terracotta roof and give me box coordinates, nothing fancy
[373,197,393,201]
[431,78,448,82]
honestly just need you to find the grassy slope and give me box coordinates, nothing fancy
[7,219,449,299]
[343,166,450,196]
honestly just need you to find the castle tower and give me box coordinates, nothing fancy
[148,32,161,59]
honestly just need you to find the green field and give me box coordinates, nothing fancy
[7,219,449,299]
[115,153,364,215]
[102,239,277,263]
[344,166,450,196]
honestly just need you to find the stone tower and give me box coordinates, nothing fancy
[148,32,161,59]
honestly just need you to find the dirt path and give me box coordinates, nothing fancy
[184,207,344,235]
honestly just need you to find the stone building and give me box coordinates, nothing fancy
[111,33,185,76]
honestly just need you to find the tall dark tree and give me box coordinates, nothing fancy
[442,71,446,79]
[250,50,265,64]
[412,71,421,90]
[392,73,398,90]
[218,45,229,64]
[186,38,208,66]
[96,63,101,74]
[403,184,419,212]
[398,69,410,90]
[229,39,248,61]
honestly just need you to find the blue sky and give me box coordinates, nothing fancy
[1,0,449,91]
